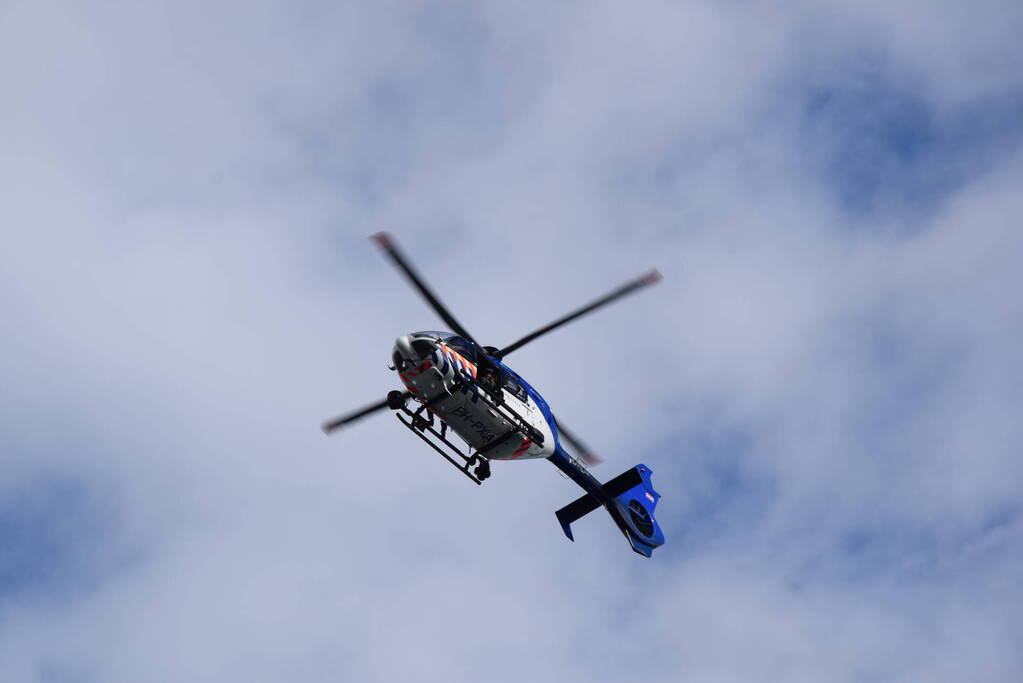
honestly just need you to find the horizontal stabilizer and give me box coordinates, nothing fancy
[554,467,646,541]
[555,492,600,541]
[599,467,643,499]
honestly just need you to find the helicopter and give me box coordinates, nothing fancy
[321,233,666,557]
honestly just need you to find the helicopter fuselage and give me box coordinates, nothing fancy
[391,331,556,461]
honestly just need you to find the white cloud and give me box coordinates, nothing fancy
[2,1,1021,681]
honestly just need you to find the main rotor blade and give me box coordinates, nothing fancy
[371,233,479,346]
[495,269,662,358]
[556,420,603,466]
[321,392,409,434]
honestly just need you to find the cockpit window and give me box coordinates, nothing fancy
[392,349,406,370]
[444,335,477,363]
[411,339,434,359]
[503,374,528,402]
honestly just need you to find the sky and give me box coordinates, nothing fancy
[2,1,1022,681]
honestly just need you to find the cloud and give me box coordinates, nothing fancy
[2,1,1021,681]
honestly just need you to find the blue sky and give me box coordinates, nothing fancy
[2,1,1022,681]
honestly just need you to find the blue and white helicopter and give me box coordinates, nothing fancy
[322,234,666,557]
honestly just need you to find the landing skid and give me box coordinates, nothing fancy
[395,406,490,485]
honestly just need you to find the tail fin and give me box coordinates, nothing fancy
[555,464,665,557]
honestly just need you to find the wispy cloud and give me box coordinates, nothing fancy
[2,1,1021,681]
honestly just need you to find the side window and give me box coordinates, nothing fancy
[503,375,528,403]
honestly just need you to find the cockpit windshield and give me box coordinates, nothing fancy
[410,338,434,358]
[443,335,477,363]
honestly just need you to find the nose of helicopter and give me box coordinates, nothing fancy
[391,334,413,371]
[393,334,440,372]
[394,334,413,359]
